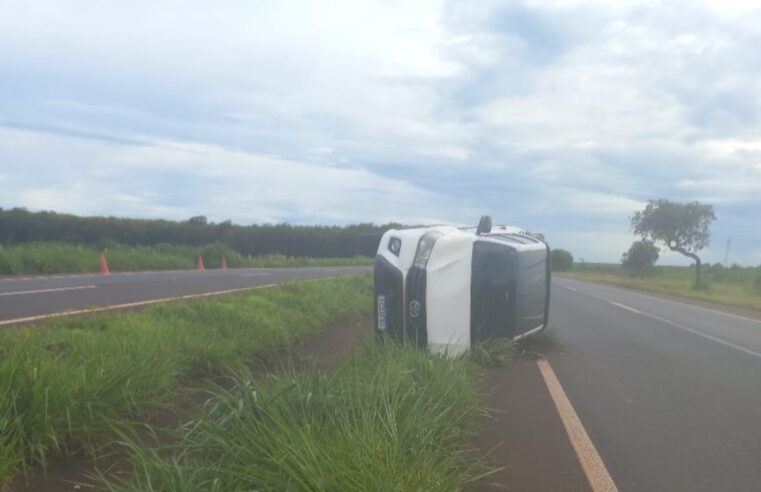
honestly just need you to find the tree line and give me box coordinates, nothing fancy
[0,208,395,257]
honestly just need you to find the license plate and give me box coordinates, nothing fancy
[377,295,387,331]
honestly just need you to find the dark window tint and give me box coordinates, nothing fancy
[471,241,516,341]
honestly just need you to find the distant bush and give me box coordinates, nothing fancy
[621,240,659,272]
[551,249,573,271]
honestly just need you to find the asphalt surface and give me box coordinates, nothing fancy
[0,267,369,323]
[550,277,761,492]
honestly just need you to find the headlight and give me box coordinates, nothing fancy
[412,231,442,269]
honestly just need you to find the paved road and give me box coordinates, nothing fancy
[550,277,761,492]
[0,267,369,323]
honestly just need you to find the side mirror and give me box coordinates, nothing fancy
[476,215,492,235]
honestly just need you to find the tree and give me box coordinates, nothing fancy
[621,240,659,272]
[631,199,716,286]
[0,208,396,258]
[551,249,574,272]
[187,215,208,225]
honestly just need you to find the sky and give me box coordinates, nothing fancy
[1,0,760,265]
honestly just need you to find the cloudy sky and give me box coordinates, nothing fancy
[1,0,760,264]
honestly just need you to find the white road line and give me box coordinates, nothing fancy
[0,285,97,297]
[560,278,761,325]
[242,273,272,277]
[563,281,761,361]
[641,312,761,360]
[537,358,619,492]
[626,290,761,325]
[565,286,578,292]
[0,285,276,326]
[0,275,346,327]
[0,269,198,282]
[608,300,642,314]
[568,288,621,306]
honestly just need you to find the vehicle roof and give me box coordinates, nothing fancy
[476,233,547,252]
[388,224,547,251]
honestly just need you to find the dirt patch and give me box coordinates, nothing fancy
[5,315,373,492]
[260,314,374,373]
[470,358,591,492]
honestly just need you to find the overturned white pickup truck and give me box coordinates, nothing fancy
[374,216,550,355]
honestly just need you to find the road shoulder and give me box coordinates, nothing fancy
[471,358,592,492]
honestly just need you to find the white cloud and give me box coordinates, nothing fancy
[0,127,476,225]
[1,0,761,264]
[676,177,761,203]
[551,230,633,263]
[701,0,761,16]
[564,191,646,215]
[699,138,761,154]
[18,188,91,214]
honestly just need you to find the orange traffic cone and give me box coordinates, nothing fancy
[196,255,205,271]
[99,253,110,275]
[220,255,228,270]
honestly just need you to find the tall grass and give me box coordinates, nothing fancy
[0,275,373,483]
[562,263,761,310]
[0,242,371,275]
[469,329,559,368]
[103,343,485,492]
[470,338,521,367]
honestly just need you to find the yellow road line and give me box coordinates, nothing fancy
[537,358,619,492]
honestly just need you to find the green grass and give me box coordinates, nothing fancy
[470,338,521,367]
[469,329,559,368]
[0,241,372,275]
[0,275,373,484]
[560,263,761,311]
[102,343,486,492]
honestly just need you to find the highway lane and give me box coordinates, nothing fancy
[550,277,761,492]
[0,267,370,323]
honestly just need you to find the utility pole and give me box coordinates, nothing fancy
[724,238,732,266]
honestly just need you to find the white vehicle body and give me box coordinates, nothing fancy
[374,222,550,355]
